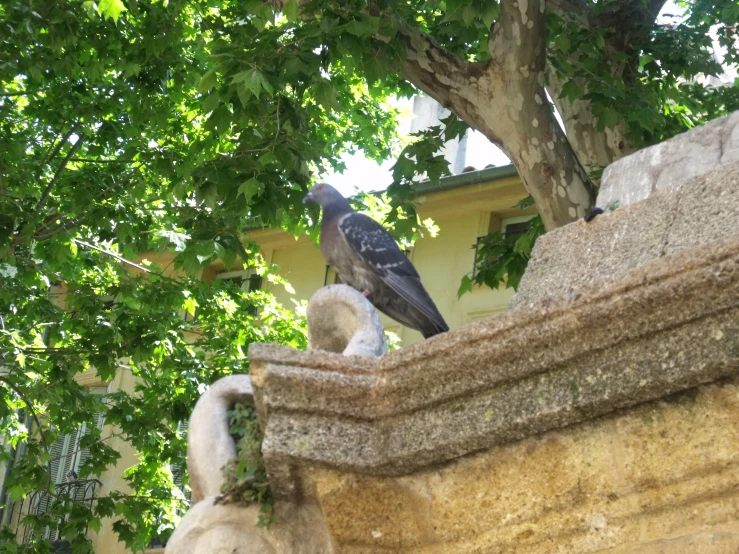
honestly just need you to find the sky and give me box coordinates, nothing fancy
[319,98,511,197]
[319,1,692,197]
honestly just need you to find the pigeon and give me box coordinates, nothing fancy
[303,183,449,339]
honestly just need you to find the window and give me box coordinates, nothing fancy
[12,387,107,544]
[147,420,190,550]
[472,216,534,278]
[217,269,263,292]
[217,269,263,316]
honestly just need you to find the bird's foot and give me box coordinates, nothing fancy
[362,289,371,298]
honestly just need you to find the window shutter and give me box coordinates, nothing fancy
[73,400,106,483]
[171,420,191,505]
[34,432,70,517]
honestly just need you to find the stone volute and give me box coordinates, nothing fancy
[164,285,385,554]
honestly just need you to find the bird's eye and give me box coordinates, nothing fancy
[316,184,324,190]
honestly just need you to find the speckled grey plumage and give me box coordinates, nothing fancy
[303,183,448,338]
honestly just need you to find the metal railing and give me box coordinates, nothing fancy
[8,479,101,547]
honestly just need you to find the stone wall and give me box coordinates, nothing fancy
[303,376,739,553]
[510,110,739,310]
[168,111,739,554]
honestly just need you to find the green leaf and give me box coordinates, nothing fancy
[315,80,341,112]
[631,108,662,134]
[559,80,580,102]
[238,178,263,200]
[457,275,473,298]
[258,152,276,166]
[600,107,621,131]
[154,230,190,252]
[461,5,476,25]
[182,296,198,317]
[283,0,299,22]
[98,0,127,21]
[232,69,273,98]
[202,92,220,114]
[198,68,218,94]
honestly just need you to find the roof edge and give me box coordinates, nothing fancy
[406,164,518,196]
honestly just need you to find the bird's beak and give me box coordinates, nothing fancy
[302,192,313,204]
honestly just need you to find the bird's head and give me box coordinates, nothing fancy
[302,183,343,207]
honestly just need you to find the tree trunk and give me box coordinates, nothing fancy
[546,71,635,174]
[402,0,596,230]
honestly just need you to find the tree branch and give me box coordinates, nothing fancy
[399,26,491,133]
[35,134,86,214]
[0,375,55,497]
[34,120,78,182]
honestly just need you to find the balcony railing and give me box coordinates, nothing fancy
[8,479,101,548]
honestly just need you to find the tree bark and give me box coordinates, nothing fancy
[546,70,635,173]
[544,0,669,173]
[401,0,595,230]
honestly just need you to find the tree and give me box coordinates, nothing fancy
[263,0,738,230]
[0,0,737,551]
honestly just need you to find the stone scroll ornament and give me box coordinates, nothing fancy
[164,285,386,554]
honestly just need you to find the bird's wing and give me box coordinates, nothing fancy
[337,212,447,332]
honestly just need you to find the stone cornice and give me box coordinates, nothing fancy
[249,238,739,481]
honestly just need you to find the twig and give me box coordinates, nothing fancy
[36,133,86,213]
[73,240,166,278]
[73,240,155,274]
[0,375,55,497]
[34,120,78,182]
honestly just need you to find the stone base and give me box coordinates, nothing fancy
[301,376,739,553]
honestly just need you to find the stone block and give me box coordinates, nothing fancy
[510,160,739,310]
[597,110,739,210]
[249,238,739,486]
[304,377,739,553]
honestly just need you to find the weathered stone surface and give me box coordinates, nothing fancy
[510,160,739,310]
[597,110,739,209]
[248,238,739,491]
[168,374,334,554]
[302,376,739,553]
[165,497,332,554]
[306,284,387,358]
[187,375,254,503]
